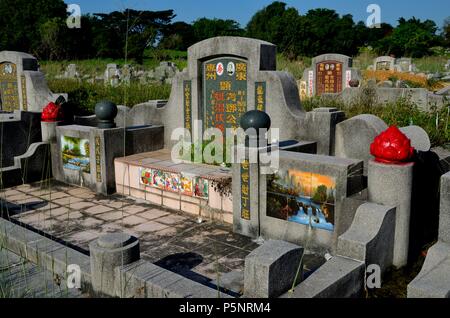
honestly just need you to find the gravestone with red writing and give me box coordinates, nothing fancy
[301,54,361,97]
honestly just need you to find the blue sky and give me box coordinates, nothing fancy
[65,0,450,28]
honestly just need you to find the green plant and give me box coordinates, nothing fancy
[47,79,171,115]
[302,91,450,147]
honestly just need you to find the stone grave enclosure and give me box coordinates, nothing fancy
[0,51,64,113]
[0,36,449,299]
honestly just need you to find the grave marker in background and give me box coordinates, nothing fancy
[301,54,360,97]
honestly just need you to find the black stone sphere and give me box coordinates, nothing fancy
[349,79,360,88]
[95,100,118,129]
[240,110,271,133]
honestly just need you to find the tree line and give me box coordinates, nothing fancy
[0,0,448,62]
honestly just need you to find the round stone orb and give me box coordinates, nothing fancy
[95,100,118,121]
[240,110,271,132]
[95,100,117,128]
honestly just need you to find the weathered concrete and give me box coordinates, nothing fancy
[400,125,431,152]
[0,218,92,291]
[89,233,140,297]
[0,217,235,298]
[372,56,396,71]
[0,248,84,298]
[41,121,60,143]
[244,240,304,298]
[337,202,396,274]
[439,172,450,243]
[298,107,345,155]
[368,160,414,268]
[116,259,232,298]
[53,124,164,195]
[232,145,261,238]
[335,114,388,174]
[0,142,51,188]
[407,245,450,298]
[0,112,43,168]
[258,151,365,254]
[281,256,365,298]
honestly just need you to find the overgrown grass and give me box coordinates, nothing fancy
[41,49,448,81]
[303,87,450,147]
[414,55,449,74]
[40,49,187,79]
[276,54,310,80]
[276,51,449,80]
[48,79,171,115]
[353,49,377,70]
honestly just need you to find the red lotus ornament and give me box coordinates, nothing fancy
[41,102,63,122]
[370,126,414,164]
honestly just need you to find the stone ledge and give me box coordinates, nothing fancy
[116,259,233,298]
[337,202,396,274]
[0,218,234,298]
[0,218,91,290]
[281,256,365,298]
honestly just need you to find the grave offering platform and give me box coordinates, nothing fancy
[114,149,234,224]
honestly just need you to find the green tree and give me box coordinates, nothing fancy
[374,17,441,57]
[159,22,195,50]
[443,17,450,48]
[246,3,368,58]
[0,0,67,56]
[93,9,175,63]
[39,18,66,60]
[192,18,244,43]
[246,1,289,42]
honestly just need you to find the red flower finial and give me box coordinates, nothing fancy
[41,102,63,122]
[370,126,414,164]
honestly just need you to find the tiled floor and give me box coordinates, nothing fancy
[0,181,259,286]
[0,180,325,295]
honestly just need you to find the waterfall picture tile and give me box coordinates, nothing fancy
[61,136,90,173]
[267,169,336,231]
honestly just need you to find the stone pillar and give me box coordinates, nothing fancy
[438,172,450,243]
[244,240,304,298]
[368,160,414,267]
[233,110,271,239]
[89,233,140,297]
[232,145,261,238]
[41,121,60,143]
